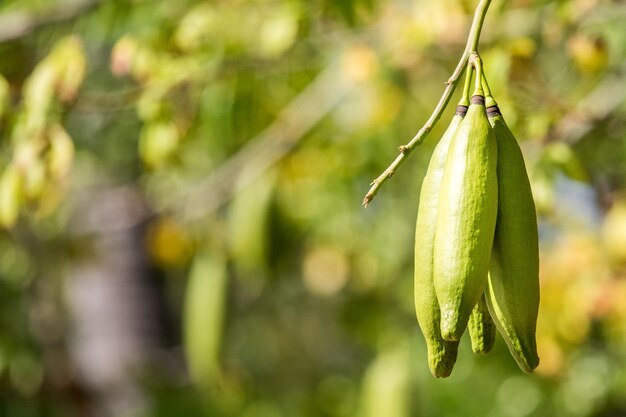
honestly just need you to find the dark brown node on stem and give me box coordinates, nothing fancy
[470,95,485,106]
[455,105,469,116]
[486,105,501,117]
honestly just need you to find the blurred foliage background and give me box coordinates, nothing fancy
[0,0,626,416]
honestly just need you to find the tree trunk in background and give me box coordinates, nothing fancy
[65,186,170,417]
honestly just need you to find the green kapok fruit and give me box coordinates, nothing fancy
[414,104,468,378]
[434,94,498,342]
[485,104,540,373]
[184,252,229,385]
[468,292,496,354]
[0,165,22,228]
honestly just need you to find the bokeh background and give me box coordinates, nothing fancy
[0,0,626,416]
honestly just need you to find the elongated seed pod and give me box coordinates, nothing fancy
[434,93,498,342]
[468,292,496,354]
[485,104,540,373]
[0,165,22,228]
[184,253,229,385]
[414,104,467,378]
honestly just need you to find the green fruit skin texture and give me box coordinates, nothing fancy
[414,114,463,378]
[485,114,540,373]
[434,99,498,342]
[468,292,496,355]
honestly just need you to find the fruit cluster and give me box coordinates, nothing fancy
[414,55,540,377]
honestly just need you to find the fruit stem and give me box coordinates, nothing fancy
[480,71,498,108]
[469,53,485,97]
[363,0,493,207]
[460,62,473,107]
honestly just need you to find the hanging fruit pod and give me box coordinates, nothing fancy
[481,75,540,372]
[414,65,476,377]
[433,57,498,342]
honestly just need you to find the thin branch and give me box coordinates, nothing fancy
[0,0,101,43]
[159,57,359,222]
[362,0,492,206]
